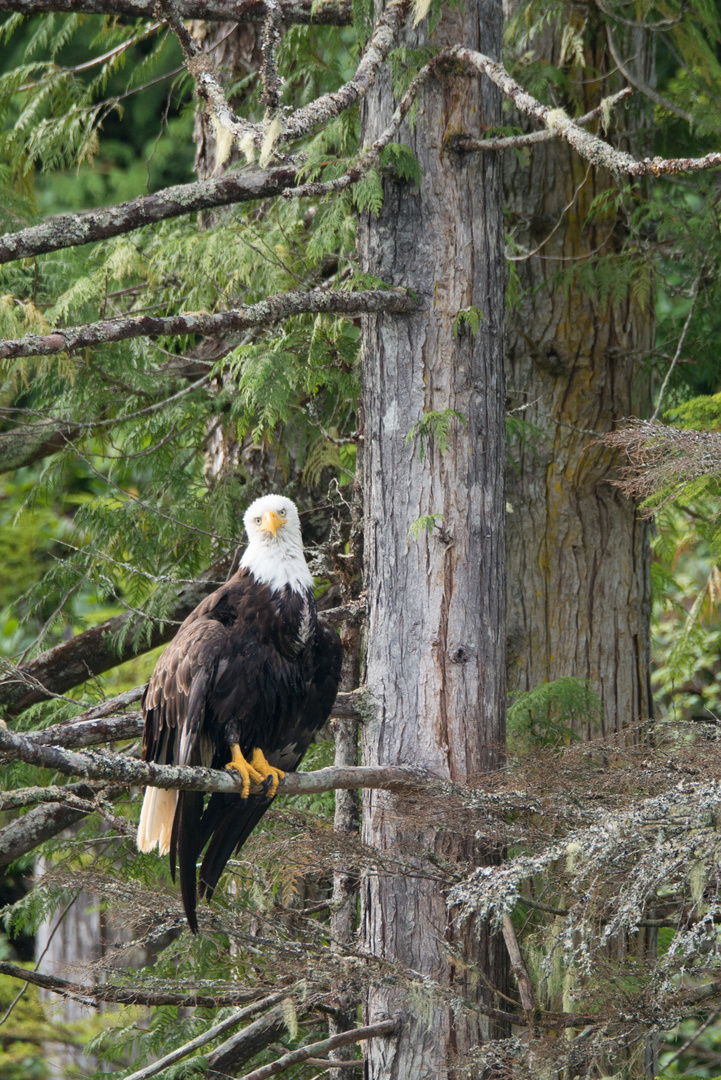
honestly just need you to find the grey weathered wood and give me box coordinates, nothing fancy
[359,0,508,1074]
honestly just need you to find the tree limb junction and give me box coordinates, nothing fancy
[0,289,416,361]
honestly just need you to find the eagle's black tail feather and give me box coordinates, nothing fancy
[198,793,273,903]
[170,790,205,934]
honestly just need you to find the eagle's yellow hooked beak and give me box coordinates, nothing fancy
[260,510,284,537]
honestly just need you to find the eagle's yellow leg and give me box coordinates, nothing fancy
[225,744,266,799]
[249,748,285,797]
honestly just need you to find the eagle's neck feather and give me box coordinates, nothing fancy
[240,533,313,595]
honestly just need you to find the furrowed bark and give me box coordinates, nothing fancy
[503,15,654,736]
[0,168,298,265]
[0,0,352,23]
[0,289,415,361]
[359,0,508,1076]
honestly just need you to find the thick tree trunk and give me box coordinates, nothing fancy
[359,2,507,1076]
[504,17,654,735]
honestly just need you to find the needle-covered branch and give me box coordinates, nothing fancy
[0,167,299,265]
[0,721,435,795]
[0,0,352,23]
[0,289,416,361]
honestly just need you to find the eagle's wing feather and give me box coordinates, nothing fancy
[197,616,342,906]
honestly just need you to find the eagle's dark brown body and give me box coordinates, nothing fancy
[139,561,341,932]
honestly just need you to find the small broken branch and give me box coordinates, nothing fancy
[501,914,536,1012]
[0,289,415,361]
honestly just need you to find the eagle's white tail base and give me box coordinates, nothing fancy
[137,787,177,855]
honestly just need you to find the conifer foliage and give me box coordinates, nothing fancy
[2,1,721,1078]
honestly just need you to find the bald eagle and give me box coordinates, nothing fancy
[136,494,342,932]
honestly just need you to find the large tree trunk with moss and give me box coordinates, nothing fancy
[504,13,654,738]
[359,1,508,1075]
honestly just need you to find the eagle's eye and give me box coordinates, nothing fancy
[255,516,261,524]
[279,508,286,516]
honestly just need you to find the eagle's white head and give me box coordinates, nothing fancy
[240,494,313,594]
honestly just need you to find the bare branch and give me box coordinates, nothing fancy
[0,797,108,866]
[284,58,437,199]
[605,24,692,124]
[450,47,721,179]
[0,167,299,265]
[206,1005,291,1074]
[0,959,273,1007]
[501,915,536,1013]
[236,1020,396,1080]
[0,420,81,472]
[0,721,436,795]
[651,272,704,421]
[448,46,638,175]
[456,87,633,152]
[0,0,352,24]
[0,289,416,361]
[162,0,410,160]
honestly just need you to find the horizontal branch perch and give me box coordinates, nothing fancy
[0,959,273,1008]
[0,289,416,360]
[0,167,298,265]
[0,0,351,23]
[0,721,434,795]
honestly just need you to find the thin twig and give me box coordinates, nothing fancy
[651,272,704,421]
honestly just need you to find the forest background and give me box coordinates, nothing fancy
[1,0,721,1078]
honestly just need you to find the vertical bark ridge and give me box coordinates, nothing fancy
[360,1,508,1075]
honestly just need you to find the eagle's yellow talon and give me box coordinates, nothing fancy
[225,744,266,798]
[249,748,285,798]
